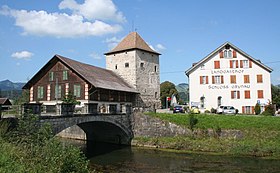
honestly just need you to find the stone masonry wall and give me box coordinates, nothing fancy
[132,112,243,139]
[132,111,192,137]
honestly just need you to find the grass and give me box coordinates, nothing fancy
[146,113,280,131]
[134,113,280,158]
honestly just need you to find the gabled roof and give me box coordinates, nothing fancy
[185,42,273,76]
[0,98,12,105]
[104,32,160,55]
[23,55,138,93]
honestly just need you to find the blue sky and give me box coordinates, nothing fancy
[0,0,280,85]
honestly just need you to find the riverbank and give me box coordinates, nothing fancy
[132,113,280,158]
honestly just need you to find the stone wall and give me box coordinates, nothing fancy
[132,111,192,137]
[132,112,243,139]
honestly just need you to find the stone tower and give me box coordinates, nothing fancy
[105,32,161,110]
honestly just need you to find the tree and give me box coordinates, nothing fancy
[160,81,179,108]
[271,84,280,109]
[14,89,30,105]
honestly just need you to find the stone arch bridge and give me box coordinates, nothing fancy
[39,114,134,145]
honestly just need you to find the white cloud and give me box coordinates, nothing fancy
[148,43,166,52]
[11,51,34,60]
[104,36,123,50]
[0,3,124,38]
[149,44,156,51]
[156,44,166,50]
[89,52,102,60]
[59,0,126,23]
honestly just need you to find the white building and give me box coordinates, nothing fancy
[185,42,273,114]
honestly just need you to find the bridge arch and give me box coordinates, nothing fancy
[40,115,133,145]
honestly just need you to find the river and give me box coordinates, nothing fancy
[64,139,280,173]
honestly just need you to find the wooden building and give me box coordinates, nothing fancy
[22,54,138,114]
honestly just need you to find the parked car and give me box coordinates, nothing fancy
[223,106,236,114]
[217,106,236,114]
[191,106,200,114]
[216,106,224,114]
[173,105,184,113]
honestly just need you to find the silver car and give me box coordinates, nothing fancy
[222,106,236,114]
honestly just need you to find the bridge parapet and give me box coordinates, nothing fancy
[39,113,134,145]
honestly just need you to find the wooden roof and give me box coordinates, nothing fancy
[104,32,160,55]
[0,98,12,105]
[23,55,138,93]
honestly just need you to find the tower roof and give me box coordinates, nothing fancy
[104,32,160,55]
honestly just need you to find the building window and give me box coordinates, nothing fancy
[200,96,205,108]
[230,60,239,68]
[140,62,144,68]
[223,51,228,58]
[244,75,250,83]
[74,84,81,98]
[125,63,129,68]
[155,92,158,99]
[37,86,44,99]
[217,96,222,106]
[63,70,68,80]
[244,90,250,99]
[257,74,263,83]
[228,50,232,58]
[214,61,220,69]
[243,106,252,114]
[49,72,54,81]
[55,85,62,99]
[240,60,252,68]
[230,75,236,84]
[155,65,157,72]
[115,65,118,69]
[243,60,249,68]
[223,50,233,58]
[212,75,224,84]
[200,76,208,84]
[231,91,240,99]
[257,90,264,99]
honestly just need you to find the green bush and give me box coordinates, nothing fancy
[0,114,90,173]
[189,114,198,131]
[262,103,275,116]
[255,103,261,115]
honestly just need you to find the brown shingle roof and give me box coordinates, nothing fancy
[104,32,160,55]
[23,55,138,93]
[0,98,12,105]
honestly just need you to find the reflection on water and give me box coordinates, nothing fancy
[61,139,280,173]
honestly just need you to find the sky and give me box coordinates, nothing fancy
[0,0,280,85]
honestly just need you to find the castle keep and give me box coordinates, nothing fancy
[105,32,161,110]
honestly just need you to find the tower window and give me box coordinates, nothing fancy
[154,66,157,72]
[125,63,129,68]
[140,62,144,68]
[115,65,118,69]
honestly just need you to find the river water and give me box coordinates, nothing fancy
[64,139,280,173]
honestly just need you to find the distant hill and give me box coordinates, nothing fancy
[0,80,25,99]
[0,80,25,91]
[176,83,189,102]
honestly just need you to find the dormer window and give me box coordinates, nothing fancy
[221,49,237,58]
[223,50,232,58]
